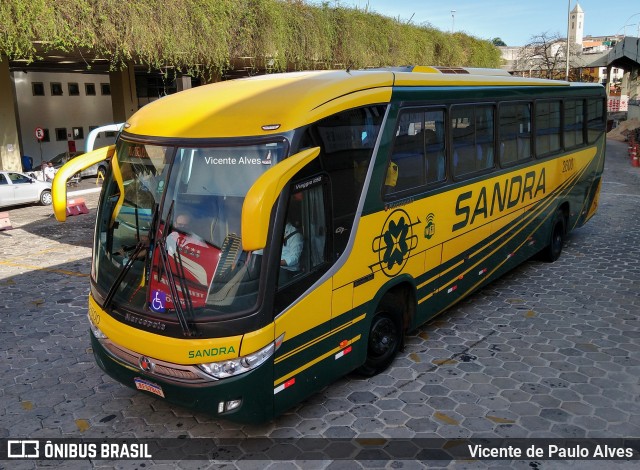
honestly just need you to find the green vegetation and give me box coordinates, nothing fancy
[0,0,501,78]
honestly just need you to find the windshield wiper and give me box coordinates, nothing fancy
[156,235,197,337]
[172,245,196,328]
[103,241,146,310]
[155,200,197,337]
[103,203,158,310]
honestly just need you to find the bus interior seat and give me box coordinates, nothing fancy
[500,135,518,164]
[426,148,445,183]
[516,136,531,160]
[219,196,243,240]
[476,140,494,170]
[392,132,424,190]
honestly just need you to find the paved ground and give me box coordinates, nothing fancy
[0,141,639,469]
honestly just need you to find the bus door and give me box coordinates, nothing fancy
[272,175,334,415]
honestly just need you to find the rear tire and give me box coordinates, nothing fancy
[540,208,566,262]
[40,190,52,206]
[357,295,403,377]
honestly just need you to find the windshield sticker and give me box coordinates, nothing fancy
[150,290,166,313]
[204,153,272,166]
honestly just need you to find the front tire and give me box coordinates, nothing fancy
[357,296,403,376]
[40,190,52,206]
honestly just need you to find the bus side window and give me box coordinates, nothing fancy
[275,181,330,311]
[587,98,605,144]
[311,105,386,258]
[536,100,562,157]
[424,109,447,184]
[387,111,426,193]
[499,102,532,166]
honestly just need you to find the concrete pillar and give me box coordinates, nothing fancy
[109,61,138,122]
[176,75,192,92]
[0,56,22,171]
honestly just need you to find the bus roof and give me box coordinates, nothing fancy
[125,68,575,139]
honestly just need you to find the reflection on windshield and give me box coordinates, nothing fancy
[93,139,287,320]
[93,142,169,311]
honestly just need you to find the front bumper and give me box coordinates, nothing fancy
[90,331,275,423]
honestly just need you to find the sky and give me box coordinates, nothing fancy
[333,0,640,46]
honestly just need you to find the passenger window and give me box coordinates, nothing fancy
[388,111,426,192]
[587,98,605,144]
[564,99,585,149]
[452,105,495,179]
[424,110,447,184]
[535,100,562,156]
[385,108,446,195]
[0,174,7,185]
[499,102,532,166]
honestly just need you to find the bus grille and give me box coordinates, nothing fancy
[100,339,216,385]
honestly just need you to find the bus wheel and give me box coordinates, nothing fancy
[357,296,402,376]
[540,209,566,262]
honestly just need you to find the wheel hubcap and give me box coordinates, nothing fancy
[370,317,397,357]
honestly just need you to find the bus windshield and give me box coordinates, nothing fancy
[93,138,287,319]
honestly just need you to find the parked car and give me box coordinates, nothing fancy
[49,151,108,179]
[0,171,52,208]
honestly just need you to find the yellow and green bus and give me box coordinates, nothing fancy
[53,66,605,423]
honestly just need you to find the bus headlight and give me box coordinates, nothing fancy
[88,313,107,340]
[198,341,275,379]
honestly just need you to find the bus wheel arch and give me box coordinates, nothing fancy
[357,283,414,376]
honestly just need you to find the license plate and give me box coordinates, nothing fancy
[134,377,165,398]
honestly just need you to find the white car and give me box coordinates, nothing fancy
[49,151,108,179]
[0,171,52,208]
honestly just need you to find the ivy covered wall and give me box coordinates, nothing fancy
[0,0,501,77]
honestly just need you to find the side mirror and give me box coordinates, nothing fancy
[241,147,320,252]
[52,145,115,222]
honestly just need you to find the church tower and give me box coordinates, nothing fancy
[569,3,585,48]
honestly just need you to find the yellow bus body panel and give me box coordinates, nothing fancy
[52,145,114,221]
[125,71,394,138]
[275,280,333,343]
[240,324,275,357]
[332,146,597,316]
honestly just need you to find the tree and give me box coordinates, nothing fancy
[514,32,566,79]
[492,37,507,47]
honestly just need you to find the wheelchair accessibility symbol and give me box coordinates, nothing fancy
[150,290,166,313]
